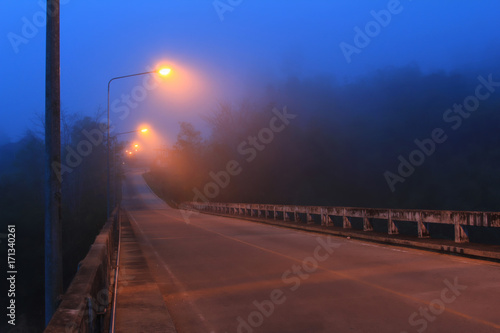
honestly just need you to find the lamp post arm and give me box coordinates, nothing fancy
[108,70,157,84]
[112,130,140,137]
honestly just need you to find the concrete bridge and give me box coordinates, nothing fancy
[45,170,500,333]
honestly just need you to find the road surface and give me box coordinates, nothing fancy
[120,169,500,333]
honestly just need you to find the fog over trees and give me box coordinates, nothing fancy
[2,63,500,331]
[147,64,500,212]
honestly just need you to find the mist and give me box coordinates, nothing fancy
[2,0,500,331]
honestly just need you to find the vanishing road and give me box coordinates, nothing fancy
[119,169,500,333]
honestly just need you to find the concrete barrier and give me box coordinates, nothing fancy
[44,209,119,333]
[181,202,500,243]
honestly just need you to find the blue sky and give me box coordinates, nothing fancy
[1,0,499,143]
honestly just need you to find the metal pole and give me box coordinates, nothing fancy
[109,212,122,333]
[44,0,62,325]
[114,129,142,136]
[107,81,111,217]
[112,137,116,208]
[106,70,156,217]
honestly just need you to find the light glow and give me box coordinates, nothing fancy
[159,68,171,76]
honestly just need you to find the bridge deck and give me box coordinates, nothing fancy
[118,169,500,333]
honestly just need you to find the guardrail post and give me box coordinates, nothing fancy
[274,206,277,220]
[454,213,469,243]
[417,212,430,238]
[388,210,399,234]
[294,207,300,222]
[283,206,290,221]
[321,208,333,226]
[306,208,314,224]
[363,210,373,231]
[343,208,351,229]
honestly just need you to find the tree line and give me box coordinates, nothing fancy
[147,64,500,213]
[0,115,110,332]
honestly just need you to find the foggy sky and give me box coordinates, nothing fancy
[1,0,499,144]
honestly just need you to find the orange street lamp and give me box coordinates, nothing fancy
[159,68,171,76]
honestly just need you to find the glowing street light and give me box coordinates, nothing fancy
[159,68,171,76]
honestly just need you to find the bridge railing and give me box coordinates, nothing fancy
[180,202,500,243]
[44,208,119,333]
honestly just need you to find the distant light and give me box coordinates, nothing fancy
[134,144,139,148]
[159,68,171,76]
[140,128,148,133]
[128,152,133,155]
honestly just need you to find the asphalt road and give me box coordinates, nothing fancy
[122,170,500,333]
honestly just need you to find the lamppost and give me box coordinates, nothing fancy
[106,68,170,217]
[109,128,148,207]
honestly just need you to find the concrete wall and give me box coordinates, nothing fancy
[44,210,118,333]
